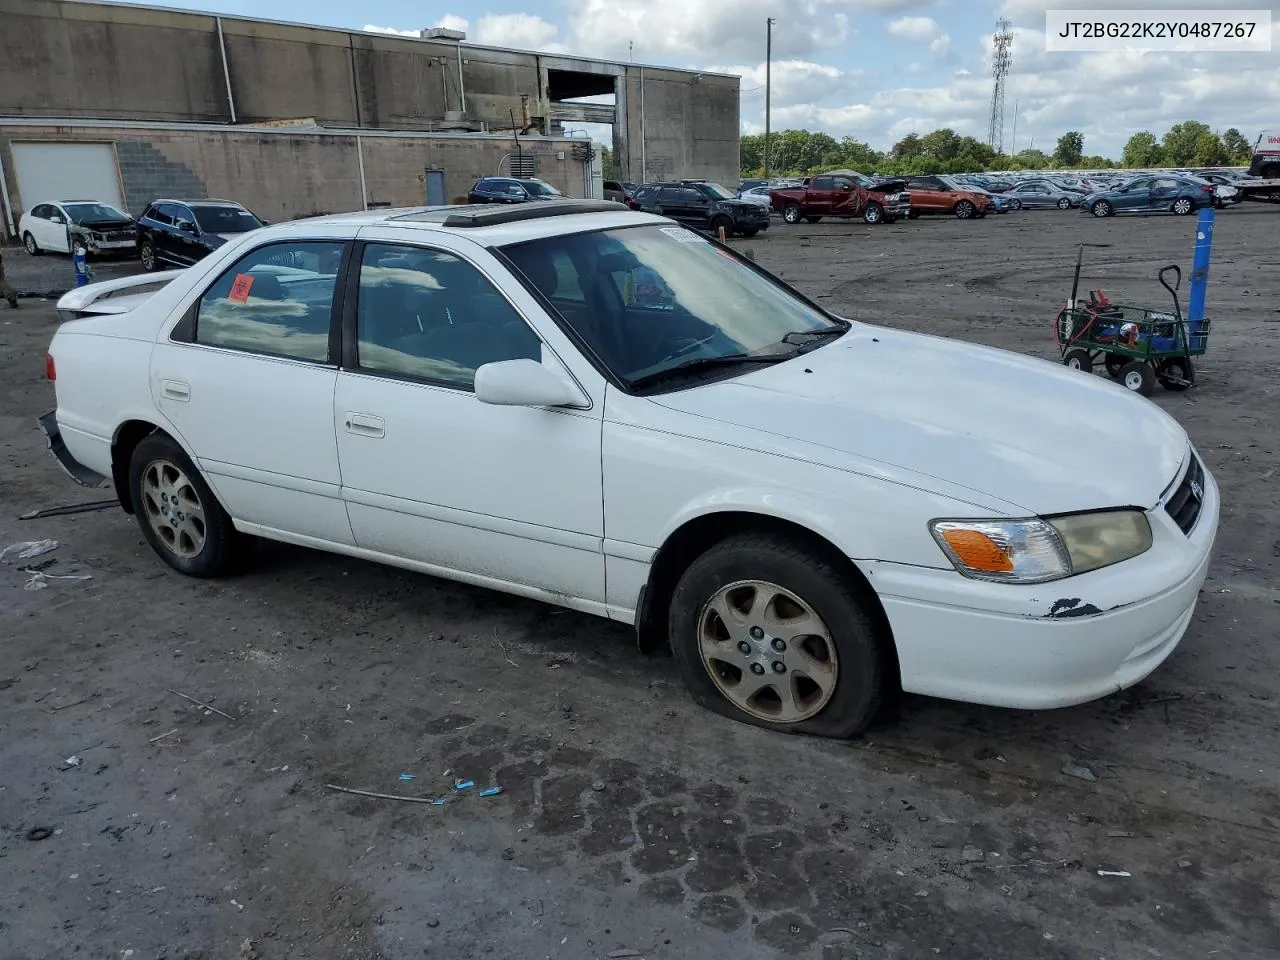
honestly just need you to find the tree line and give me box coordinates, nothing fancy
[737,122,1256,178]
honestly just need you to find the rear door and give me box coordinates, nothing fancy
[1149,177,1181,211]
[152,234,354,544]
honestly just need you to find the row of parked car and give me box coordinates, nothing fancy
[18,197,267,268]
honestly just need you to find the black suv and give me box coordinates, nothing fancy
[467,177,564,204]
[629,180,769,237]
[136,198,266,271]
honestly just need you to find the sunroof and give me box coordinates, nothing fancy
[390,199,628,228]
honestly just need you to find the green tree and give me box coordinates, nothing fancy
[1190,132,1228,166]
[1012,148,1050,169]
[740,134,764,175]
[919,128,961,162]
[1121,131,1163,168]
[1221,127,1252,164]
[600,146,613,179]
[891,134,923,159]
[1161,121,1212,166]
[1053,131,1084,166]
[1079,155,1115,169]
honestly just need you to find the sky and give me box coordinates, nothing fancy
[105,0,1279,159]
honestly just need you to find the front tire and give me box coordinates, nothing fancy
[1057,197,1071,209]
[783,204,802,224]
[862,202,884,224]
[1009,198,1023,210]
[1091,200,1112,218]
[139,240,158,271]
[23,232,41,256]
[954,200,975,219]
[710,215,733,237]
[1119,360,1156,397]
[129,433,244,577]
[668,532,887,739]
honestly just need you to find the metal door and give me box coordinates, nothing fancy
[426,169,446,206]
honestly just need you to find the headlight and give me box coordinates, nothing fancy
[930,510,1152,583]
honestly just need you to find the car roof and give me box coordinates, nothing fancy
[273,200,665,247]
[151,198,246,207]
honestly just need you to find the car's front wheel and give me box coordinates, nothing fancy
[668,532,888,739]
[23,232,41,256]
[862,201,884,224]
[954,200,975,219]
[139,240,158,271]
[1091,200,1112,217]
[1057,197,1071,209]
[783,204,802,224]
[1009,198,1023,210]
[129,433,244,577]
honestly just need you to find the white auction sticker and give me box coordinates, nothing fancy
[1045,9,1271,52]
[660,226,707,243]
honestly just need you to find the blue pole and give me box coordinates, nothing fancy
[1187,206,1214,322]
[72,245,90,288]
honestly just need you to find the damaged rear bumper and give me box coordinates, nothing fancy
[39,410,109,488]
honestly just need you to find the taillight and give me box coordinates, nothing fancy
[45,354,56,381]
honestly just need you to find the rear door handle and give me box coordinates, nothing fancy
[161,379,190,401]
[344,412,384,439]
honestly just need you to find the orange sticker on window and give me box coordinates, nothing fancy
[228,273,254,303]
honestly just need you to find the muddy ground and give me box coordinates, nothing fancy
[1,205,1277,960]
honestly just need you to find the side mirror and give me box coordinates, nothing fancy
[178,219,198,234]
[474,359,586,408]
[50,216,64,224]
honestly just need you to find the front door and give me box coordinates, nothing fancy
[151,237,355,545]
[34,205,70,253]
[1114,178,1152,211]
[332,236,607,604]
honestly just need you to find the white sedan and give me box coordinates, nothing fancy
[43,201,1219,738]
[20,200,138,256]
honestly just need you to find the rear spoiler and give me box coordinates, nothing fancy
[56,269,185,322]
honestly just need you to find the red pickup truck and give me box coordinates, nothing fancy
[770,170,910,225]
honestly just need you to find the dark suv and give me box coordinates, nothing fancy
[629,180,770,237]
[136,198,265,271]
[467,177,564,204]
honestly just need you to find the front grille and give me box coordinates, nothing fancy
[1164,453,1205,535]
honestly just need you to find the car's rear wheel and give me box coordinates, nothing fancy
[783,204,802,224]
[23,232,41,256]
[139,240,158,271]
[1091,200,1112,217]
[954,200,975,219]
[1119,360,1156,397]
[668,532,887,739]
[129,433,244,577]
[1172,197,1194,215]
[1057,197,1071,209]
[862,201,884,224]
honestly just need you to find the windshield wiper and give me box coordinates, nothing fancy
[628,352,793,390]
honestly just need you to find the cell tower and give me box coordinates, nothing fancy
[988,18,1013,154]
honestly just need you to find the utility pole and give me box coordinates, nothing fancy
[1010,100,1018,157]
[764,17,775,178]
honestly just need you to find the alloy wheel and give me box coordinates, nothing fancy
[141,458,207,559]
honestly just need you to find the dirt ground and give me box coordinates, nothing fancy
[1,205,1277,960]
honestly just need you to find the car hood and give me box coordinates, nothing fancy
[648,324,1188,515]
[74,218,136,230]
[871,178,909,193]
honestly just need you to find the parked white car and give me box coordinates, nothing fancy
[20,200,138,256]
[43,200,1218,738]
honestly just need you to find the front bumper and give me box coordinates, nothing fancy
[885,200,911,218]
[864,453,1219,710]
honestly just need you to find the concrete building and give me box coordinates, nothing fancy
[0,0,740,242]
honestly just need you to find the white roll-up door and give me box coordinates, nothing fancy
[11,142,125,215]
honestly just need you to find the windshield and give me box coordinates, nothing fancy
[191,205,263,233]
[501,223,843,390]
[524,179,562,197]
[700,182,737,200]
[63,203,130,223]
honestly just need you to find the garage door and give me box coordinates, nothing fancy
[11,142,124,216]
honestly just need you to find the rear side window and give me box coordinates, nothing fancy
[192,241,345,362]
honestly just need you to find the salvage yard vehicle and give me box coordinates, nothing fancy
[42,199,1219,739]
[1003,182,1079,210]
[19,201,137,257]
[770,171,910,225]
[629,180,770,237]
[903,175,992,219]
[136,198,265,270]
[1081,176,1215,218]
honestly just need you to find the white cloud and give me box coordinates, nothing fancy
[474,13,566,52]
[887,16,939,41]
[929,33,951,55]
[704,59,861,105]
[362,24,421,37]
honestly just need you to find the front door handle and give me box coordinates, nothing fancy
[344,412,384,439]
[161,379,190,402]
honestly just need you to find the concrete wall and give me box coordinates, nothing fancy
[1,0,741,188]
[0,124,589,236]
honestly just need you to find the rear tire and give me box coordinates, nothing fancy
[1119,360,1156,397]
[1172,197,1194,215]
[1157,356,1195,391]
[128,433,245,577]
[668,532,888,739]
[783,204,802,224]
[1063,348,1093,373]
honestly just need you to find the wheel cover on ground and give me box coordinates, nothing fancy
[141,458,207,558]
[697,579,839,723]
